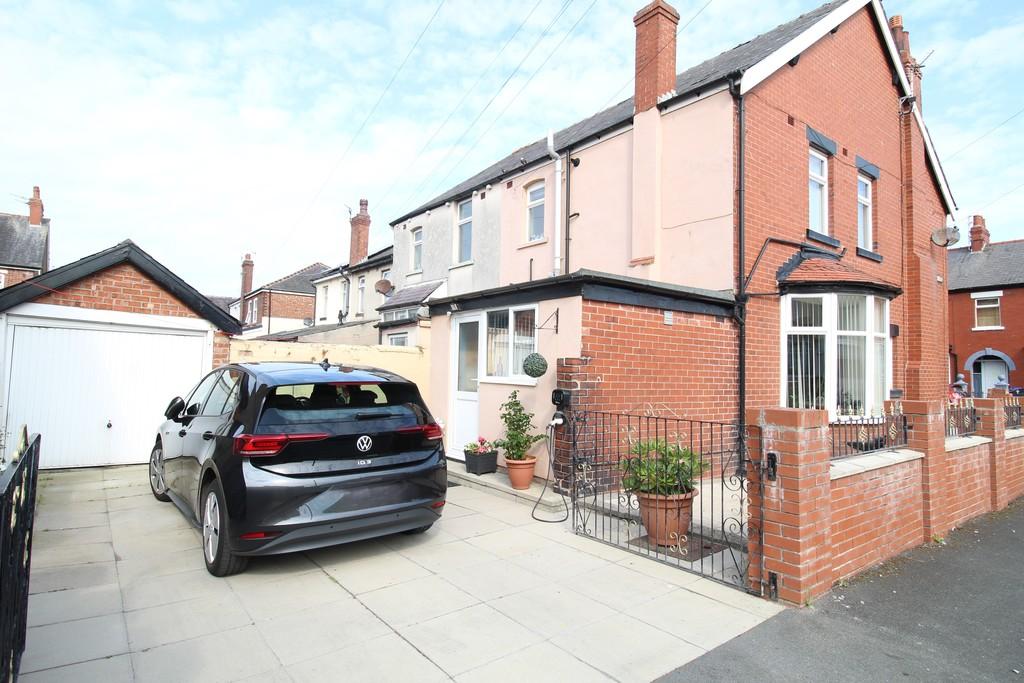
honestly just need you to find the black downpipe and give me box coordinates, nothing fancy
[730,76,747,449]
[564,149,573,274]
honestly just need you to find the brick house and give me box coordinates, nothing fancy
[228,256,328,339]
[0,187,50,289]
[948,215,1024,395]
[387,0,955,477]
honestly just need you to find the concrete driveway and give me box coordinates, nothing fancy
[23,465,782,682]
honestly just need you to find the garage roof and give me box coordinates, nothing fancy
[0,240,242,334]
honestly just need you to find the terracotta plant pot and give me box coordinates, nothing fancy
[635,490,698,547]
[505,456,537,490]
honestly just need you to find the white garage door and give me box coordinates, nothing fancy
[6,324,208,468]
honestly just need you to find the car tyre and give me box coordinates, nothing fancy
[402,524,433,535]
[201,480,248,577]
[149,442,171,502]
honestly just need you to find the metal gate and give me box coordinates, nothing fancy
[567,410,758,591]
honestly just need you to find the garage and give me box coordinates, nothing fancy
[0,240,239,468]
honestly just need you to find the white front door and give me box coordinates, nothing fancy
[978,359,1008,397]
[449,317,480,461]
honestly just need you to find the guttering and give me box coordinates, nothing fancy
[547,131,563,276]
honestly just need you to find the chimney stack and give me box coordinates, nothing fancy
[241,253,254,302]
[888,15,923,109]
[969,215,990,253]
[349,199,370,266]
[633,0,679,113]
[27,186,43,225]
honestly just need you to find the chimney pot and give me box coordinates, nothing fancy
[889,14,903,30]
[28,186,44,225]
[633,0,680,113]
[349,199,371,266]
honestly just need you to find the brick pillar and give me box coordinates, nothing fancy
[746,407,832,605]
[902,399,948,540]
[974,397,1008,510]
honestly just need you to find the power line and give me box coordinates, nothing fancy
[393,0,576,217]
[292,0,446,232]
[373,0,546,218]
[979,179,1024,211]
[947,103,1024,160]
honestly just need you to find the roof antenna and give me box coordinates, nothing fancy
[319,358,331,371]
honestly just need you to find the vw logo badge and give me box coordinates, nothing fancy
[356,435,373,453]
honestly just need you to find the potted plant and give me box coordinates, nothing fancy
[621,440,705,547]
[494,391,546,490]
[463,437,498,476]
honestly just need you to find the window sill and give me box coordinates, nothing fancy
[407,270,423,276]
[478,376,538,388]
[449,261,474,271]
[806,229,840,248]
[972,326,1005,331]
[856,247,882,262]
[518,238,548,250]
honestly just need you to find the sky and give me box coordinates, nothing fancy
[2,0,1022,296]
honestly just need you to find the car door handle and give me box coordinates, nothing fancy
[178,429,187,437]
[202,431,215,440]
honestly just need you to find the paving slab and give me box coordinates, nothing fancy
[456,640,613,682]
[254,598,390,666]
[27,583,123,627]
[131,625,281,683]
[21,613,128,673]
[286,632,447,683]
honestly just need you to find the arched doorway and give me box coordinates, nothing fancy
[971,355,1009,397]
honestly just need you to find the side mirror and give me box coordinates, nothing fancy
[164,397,185,419]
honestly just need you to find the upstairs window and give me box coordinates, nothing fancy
[808,150,829,235]
[456,200,472,264]
[341,280,350,318]
[357,277,365,315]
[411,228,423,271]
[245,298,258,325]
[857,175,873,251]
[973,292,1002,329]
[526,181,545,242]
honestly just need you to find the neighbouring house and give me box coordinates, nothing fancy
[261,200,395,345]
[0,187,50,289]
[0,240,240,468]
[205,295,235,315]
[388,0,956,478]
[948,215,1023,395]
[228,256,328,339]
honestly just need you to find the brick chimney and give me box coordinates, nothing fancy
[969,215,990,253]
[889,15,923,109]
[27,186,43,225]
[240,253,254,301]
[633,0,679,113]
[349,199,370,266]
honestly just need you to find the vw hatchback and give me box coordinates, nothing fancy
[149,361,447,576]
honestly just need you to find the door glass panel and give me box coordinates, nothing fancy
[457,321,479,393]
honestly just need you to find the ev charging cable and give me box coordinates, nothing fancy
[531,411,570,523]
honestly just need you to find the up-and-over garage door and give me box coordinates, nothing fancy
[6,323,207,468]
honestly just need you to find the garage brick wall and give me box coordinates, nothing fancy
[1,268,40,289]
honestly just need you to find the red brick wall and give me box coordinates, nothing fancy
[34,263,197,317]
[266,292,315,320]
[830,460,923,582]
[1006,436,1024,502]
[948,285,1024,389]
[944,443,992,529]
[213,332,231,367]
[742,6,948,407]
[1,268,39,289]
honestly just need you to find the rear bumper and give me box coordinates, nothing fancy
[230,450,447,556]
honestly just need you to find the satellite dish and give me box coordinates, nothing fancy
[930,226,960,247]
[374,279,394,296]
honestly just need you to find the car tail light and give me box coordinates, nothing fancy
[397,423,443,441]
[233,433,328,457]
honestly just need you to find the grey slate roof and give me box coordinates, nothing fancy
[948,241,1024,291]
[256,262,330,295]
[257,319,369,341]
[205,295,235,314]
[379,280,443,311]
[314,245,394,281]
[391,0,844,226]
[0,213,50,270]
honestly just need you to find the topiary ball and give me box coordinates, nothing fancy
[522,353,548,378]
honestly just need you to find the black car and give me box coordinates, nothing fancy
[148,361,447,576]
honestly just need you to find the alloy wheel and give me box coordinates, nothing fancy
[203,491,220,564]
[149,447,165,494]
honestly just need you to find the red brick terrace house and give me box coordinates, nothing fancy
[0,187,50,289]
[948,215,1024,395]
[228,256,329,339]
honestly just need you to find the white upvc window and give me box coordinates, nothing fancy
[341,280,350,318]
[809,149,829,235]
[411,228,423,271]
[526,181,545,242]
[245,298,258,325]
[0,270,6,289]
[456,200,472,264]
[317,285,328,321]
[388,333,409,347]
[857,174,872,251]
[484,305,537,379]
[382,307,416,322]
[781,292,891,420]
[972,290,1003,329]
[357,277,365,315]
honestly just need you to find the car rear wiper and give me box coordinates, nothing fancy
[354,411,394,420]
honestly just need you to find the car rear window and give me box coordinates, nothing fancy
[259,382,427,425]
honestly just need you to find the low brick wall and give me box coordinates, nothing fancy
[1005,433,1024,502]
[944,440,992,530]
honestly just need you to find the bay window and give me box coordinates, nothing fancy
[782,292,891,419]
[485,306,536,379]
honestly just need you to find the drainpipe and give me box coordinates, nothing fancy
[729,74,747,439]
[547,131,563,276]
[564,148,575,274]
[339,271,351,323]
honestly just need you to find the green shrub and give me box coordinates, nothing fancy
[621,440,705,495]
[493,391,546,461]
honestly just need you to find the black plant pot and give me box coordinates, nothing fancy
[464,450,498,476]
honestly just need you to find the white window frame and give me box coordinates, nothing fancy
[526,180,545,242]
[480,304,538,385]
[382,307,416,323]
[245,297,258,325]
[341,280,350,318]
[455,199,472,265]
[411,228,423,272]
[780,292,891,421]
[809,149,829,235]
[357,277,365,316]
[972,290,1003,330]
[387,332,409,347]
[857,174,872,251]
[0,270,6,289]
[317,285,328,321]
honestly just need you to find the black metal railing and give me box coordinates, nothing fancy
[829,413,909,459]
[1,432,41,682]
[946,400,978,437]
[567,410,750,590]
[1006,398,1022,430]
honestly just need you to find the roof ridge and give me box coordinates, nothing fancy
[261,261,330,289]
